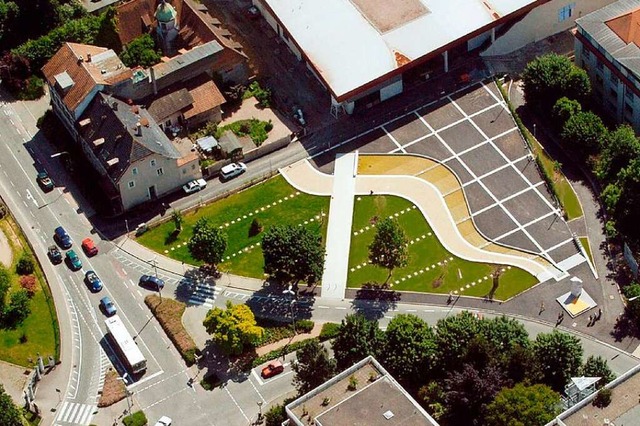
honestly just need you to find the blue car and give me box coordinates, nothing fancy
[100,296,116,316]
[54,226,72,249]
[85,270,103,292]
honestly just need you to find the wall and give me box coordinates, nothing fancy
[482,0,614,56]
[253,0,302,61]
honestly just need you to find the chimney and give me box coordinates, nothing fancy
[150,67,157,95]
[87,53,92,62]
[136,122,142,136]
[77,56,84,64]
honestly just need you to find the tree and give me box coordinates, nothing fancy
[119,34,161,68]
[443,364,505,426]
[4,289,31,326]
[261,225,325,285]
[434,311,483,374]
[533,330,583,392]
[0,266,11,314]
[188,218,227,270]
[580,355,616,388]
[0,383,25,426]
[171,210,183,232]
[551,97,581,129]
[331,314,382,370]
[379,314,436,387]
[624,283,640,324]
[503,344,544,386]
[482,315,530,353]
[523,53,590,110]
[292,339,336,394]
[368,218,408,282]
[16,252,34,275]
[0,0,18,44]
[596,124,640,182]
[485,383,561,426]
[202,301,263,355]
[561,111,607,154]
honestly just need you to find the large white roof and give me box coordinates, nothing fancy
[262,0,536,100]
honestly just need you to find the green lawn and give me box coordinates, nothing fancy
[0,219,58,366]
[137,175,330,278]
[347,196,538,301]
[579,236,595,267]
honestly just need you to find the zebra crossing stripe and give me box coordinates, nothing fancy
[57,402,96,425]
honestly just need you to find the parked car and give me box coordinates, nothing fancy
[81,238,98,256]
[54,226,72,249]
[65,250,82,271]
[139,275,165,291]
[154,416,172,426]
[261,360,284,379]
[100,296,116,316]
[85,270,103,292]
[220,162,247,181]
[182,178,207,194]
[48,245,62,264]
[37,171,54,192]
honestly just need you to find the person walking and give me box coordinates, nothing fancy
[539,301,545,314]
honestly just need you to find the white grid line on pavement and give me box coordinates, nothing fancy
[471,180,545,218]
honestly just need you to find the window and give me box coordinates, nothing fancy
[597,61,604,71]
[611,74,619,86]
[132,167,138,176]
[128,181,135,188]
[558,3,575,22]
[582,48,592,62]
[596,74,603,86]
[610,88,617,99]
[191,164,196,170]
[625,102,633,116]
[625,88,634,101]
[165,120,171,127]
[182,169,187,174]
[157,168,164,176]
[150,159,156,167]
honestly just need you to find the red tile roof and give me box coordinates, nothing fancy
[184,77,225,119]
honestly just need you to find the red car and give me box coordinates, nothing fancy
[81,238,98,256]
[261,361,284,379]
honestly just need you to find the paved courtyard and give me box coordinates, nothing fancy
[312,81,584,271]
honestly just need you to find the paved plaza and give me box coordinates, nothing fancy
[312,81,586,272]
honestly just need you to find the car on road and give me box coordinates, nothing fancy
[85,270,103,292]
[54,226,72,249]
[100,296,116,316]
[154,416,172,426]
[81,237,98,256]
[220,162,247,181]
[65,249,82,271]
[182,178,207,194]
[261,360,284,379]
[48,245,62,264]
[37,171,54,192]
[139,275,165,291]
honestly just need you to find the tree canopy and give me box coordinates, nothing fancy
[292,339,336,394]
[522,53,590,110]
[551,97,582,129]
[561,111,608,154]
[580,355,616,388]
[0,383,26,426]
[368,217,408,282]
[331,314,382,370]
[596,124,640,182]
[434,311,484,372]
[485,383,561,426]
[261,225,325,285]
[379,314,436,387]
[187,218,227,268]
[533,330,583,391]
[202,301,263,355]
[119,34,161,68]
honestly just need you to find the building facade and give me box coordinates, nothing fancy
[575,0,640,133]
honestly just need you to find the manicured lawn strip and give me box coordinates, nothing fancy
[145,295,198,366]
[352,196,413,231]
[579,236,595,267]
[137,175,329,272]
[0,218,58,367]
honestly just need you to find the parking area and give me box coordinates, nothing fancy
[312,81,581,267]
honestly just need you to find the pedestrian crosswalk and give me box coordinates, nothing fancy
[188,283,222,308]
[54,402,96,425]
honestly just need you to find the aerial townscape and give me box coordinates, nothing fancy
[5,0,640,425]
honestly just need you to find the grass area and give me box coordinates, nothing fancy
[347,196,538,301]
[138,175,330,279]
[98,369,126,407]
[145,295,198,366]
[254,318,314,347]
[579,236,595,267]
[123,411,147,426]
[217,119,272,146]
[0,217,58,366]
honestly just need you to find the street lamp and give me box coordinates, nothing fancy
[256,401,264,424]
[116,375,132,415]
[283,285,297,335]
[149,256,161,300]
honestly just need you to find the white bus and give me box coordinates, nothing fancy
[105,316,147,374]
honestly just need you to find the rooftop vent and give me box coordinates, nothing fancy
[106,158,120,167]
[78,118,92,128]
[54,72,74,93]
[92,138,105,148]
[383,411,394,420]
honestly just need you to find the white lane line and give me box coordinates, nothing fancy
[335,307,347,310]
[224,386,250,422]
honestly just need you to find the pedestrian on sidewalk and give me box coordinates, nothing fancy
[539,301,545,314]
[597,308,602,321]
[588,314,594,326]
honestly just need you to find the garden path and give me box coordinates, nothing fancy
[0,227,12,267]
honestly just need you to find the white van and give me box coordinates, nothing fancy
[220,162,247,181]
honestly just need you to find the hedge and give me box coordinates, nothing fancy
[123,411,147,426]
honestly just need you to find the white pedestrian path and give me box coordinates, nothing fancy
[54,401,96,425]
[321,153,358,299]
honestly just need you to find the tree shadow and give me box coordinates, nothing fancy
[197,340,252,386]
[610,311,640,345]
[244,281,316,321]
[350,282,401,320]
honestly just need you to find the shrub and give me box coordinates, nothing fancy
[244,81,272,108]
[251,338,318,368]
[265,120,274,132]
[348,375,358,391]
[249,218,263,237]
[122,410,147,426]
[145,295,199,366]
[19,332,28,343]
[19,75,45,100]
[16,253,35,275]
[319,322,341,340]
[200,373,223,391]
[593,388,612,408]
[119,34,161,68]
[4,289,31,327]
[295,319,314,333]
[19,275,37,297]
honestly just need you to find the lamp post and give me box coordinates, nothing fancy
[117,376,132,415]
[149,256,161,300]
[283,285,297,335]
[256,401,264,424]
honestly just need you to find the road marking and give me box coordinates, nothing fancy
[141,386,190,411]
[224,386,250,422]
[127,369,165,390]
[335,307,347,310]
[248,375,267,403]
